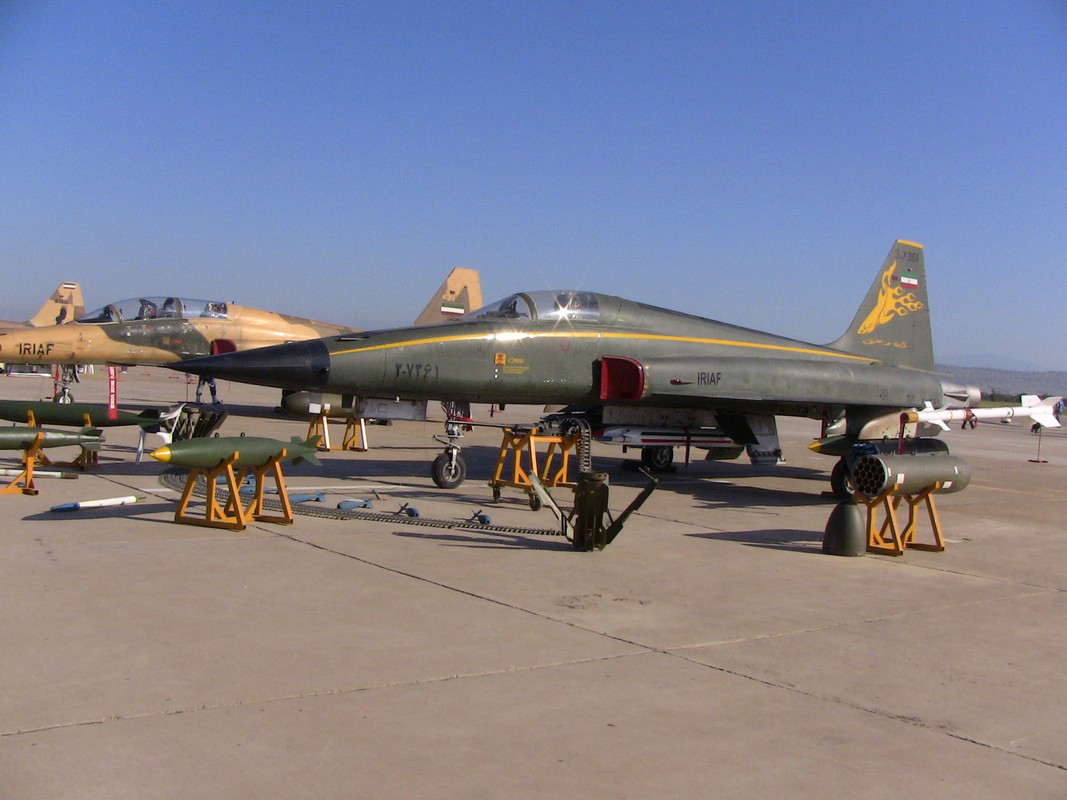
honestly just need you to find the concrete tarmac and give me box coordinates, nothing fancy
[2,368,1066,798]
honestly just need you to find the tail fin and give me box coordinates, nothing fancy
[292,435,322,466]
[79,426,104,451]
[29,282,84,326]
[1022,395,1063,429]
[828,240,934,371]
[412,268,483,325]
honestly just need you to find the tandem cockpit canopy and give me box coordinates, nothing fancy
[76,297,230,324]
[466,290,605,323]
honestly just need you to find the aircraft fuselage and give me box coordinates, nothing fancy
[191,292,947,419]
[0,302,353,366]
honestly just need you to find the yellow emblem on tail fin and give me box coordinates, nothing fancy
[856,261,923,335]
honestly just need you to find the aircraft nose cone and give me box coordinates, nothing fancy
[171,339,331,390]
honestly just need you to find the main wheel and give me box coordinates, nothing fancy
[641,445,674,470]
[431,452,467,489]
[830,458,855,500]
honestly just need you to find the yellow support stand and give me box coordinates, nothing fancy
[41,445,98,471]
[26,410,98,471]
[897,485,946,552]
[489,427,579,505]
[306,414,369,452]
[1,434,44,496]
[238,456,295,526]
[859,483,946,556]
[173,450,295,531]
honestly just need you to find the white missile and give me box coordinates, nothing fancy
[0,468,73,480]
[595,427,736,448]
[904,395,1062,431]
[50,495,140,513]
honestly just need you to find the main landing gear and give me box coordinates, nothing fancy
[640,445,674,471]
[830,458,855,500]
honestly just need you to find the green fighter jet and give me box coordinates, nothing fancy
[172,240,980,496]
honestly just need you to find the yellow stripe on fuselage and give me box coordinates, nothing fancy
[332,330,873,362]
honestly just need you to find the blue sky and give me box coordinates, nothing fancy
[2,1,1064,368]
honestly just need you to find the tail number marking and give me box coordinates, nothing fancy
[394,362,439,381]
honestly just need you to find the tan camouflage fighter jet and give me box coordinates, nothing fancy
[0,269,480,400]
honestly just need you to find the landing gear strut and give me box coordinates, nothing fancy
[52,365,78,403]
[431,419,468,489]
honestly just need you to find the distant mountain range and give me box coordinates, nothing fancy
[936,364,1067,398]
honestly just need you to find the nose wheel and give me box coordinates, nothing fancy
[431,448,467,489]
[431,419,469,489]
[53,365,78,403]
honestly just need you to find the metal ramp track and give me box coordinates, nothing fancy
[159,468,567,538]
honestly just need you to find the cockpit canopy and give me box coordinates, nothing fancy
[76,297,229,324]
[466,291,603,323]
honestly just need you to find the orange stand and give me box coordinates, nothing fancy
[173,450,295,530]
[859,484,946,556]
[1,434,44,496]
[306,414,369,452]
[489,427,579,506]
[26,410,99,471]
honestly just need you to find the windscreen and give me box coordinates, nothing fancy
[76,297,229,323]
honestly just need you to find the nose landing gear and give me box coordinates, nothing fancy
[52,365,79,403]
[431,419,469,489]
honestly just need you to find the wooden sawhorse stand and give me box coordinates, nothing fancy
[306,414,369,452]
[489,427,579,509]
[1,434,45,496]
[858,484,946,556]
[41,445,98,471]
[173,451,295,531]
[24,409,98,471]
